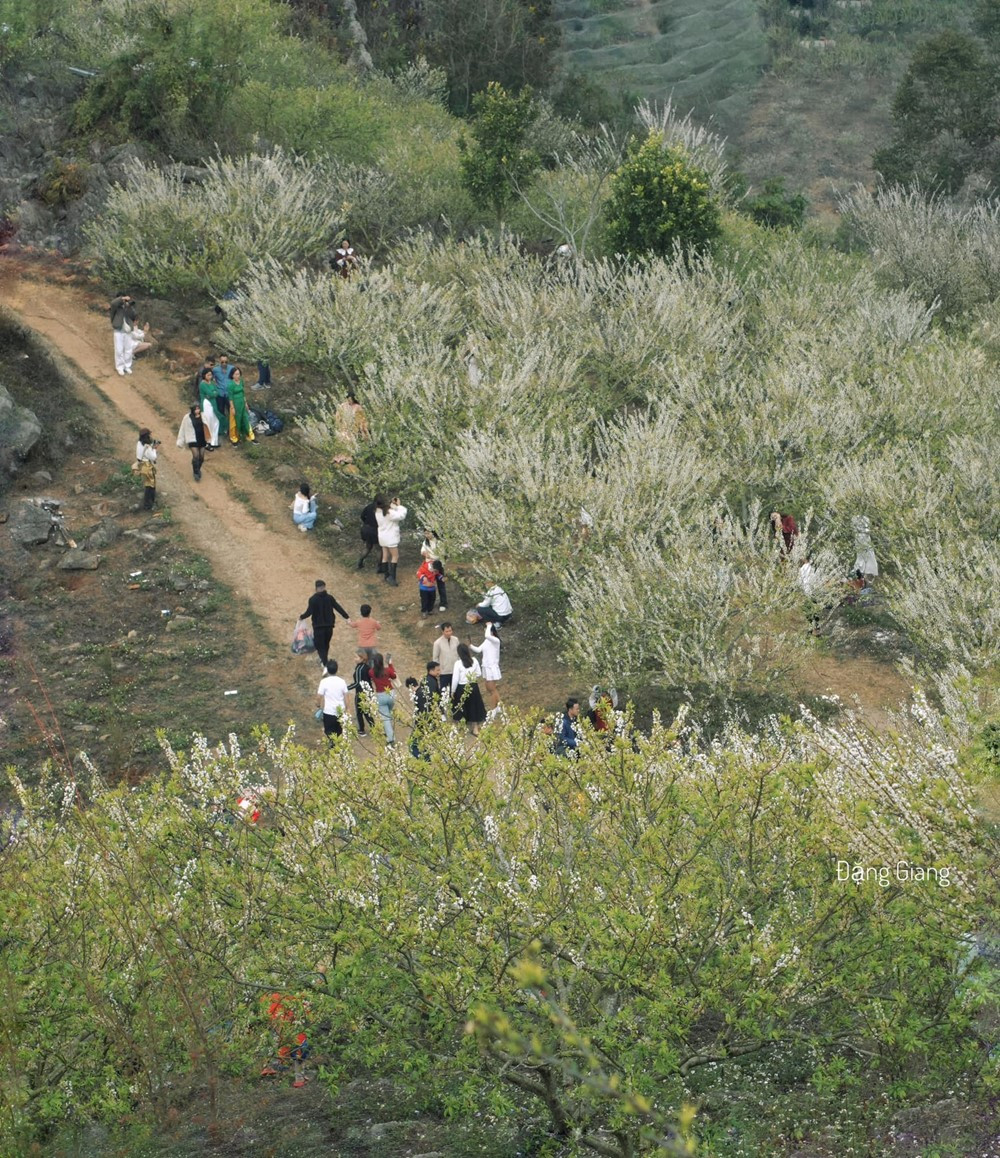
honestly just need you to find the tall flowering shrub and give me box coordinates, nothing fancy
[0,704,994,1153]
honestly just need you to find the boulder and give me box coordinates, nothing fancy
[8,497,57,545]
[57,549,99,570]
[0,386,42,476]
[85,517,121,551]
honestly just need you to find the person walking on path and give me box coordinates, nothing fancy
[348,604,381,651]
[110,293,138,376]
[357,496,379,570]
[432,623,460,702]
[198,369,221,449]
[317,659,351,742]
[135,427,158,510]
[176,405,207,483]
[292,483,318,532]
[228,367,255,445]
[300,579,349,668]
[450,643,486,736]
[348,647,375,736]
[368,652,398,744]
[470,621,502,713]
[375,494,407,586]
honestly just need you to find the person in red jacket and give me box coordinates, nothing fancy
[416,559,438,617]
[368,651,398,744]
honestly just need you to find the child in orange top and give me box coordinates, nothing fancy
[348,604,381,649]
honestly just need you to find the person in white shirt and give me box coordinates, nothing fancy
[450,643,486,735]
[375,494,407,586]
[292,482,318,533]
[473,583,512,625]
[317,659,351,742]
[470,621,502,712]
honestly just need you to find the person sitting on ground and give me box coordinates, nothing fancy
[471,582,513,625]
[292,482,317,533]
[348,604,381,650]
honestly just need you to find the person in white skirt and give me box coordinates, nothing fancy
[470,621,502,714]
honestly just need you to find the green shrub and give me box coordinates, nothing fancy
[744,177,808,229]
[459,82,541,224]
[604,131,721,259]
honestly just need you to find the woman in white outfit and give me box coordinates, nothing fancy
[470,622,502,712]
[375,493,407,587]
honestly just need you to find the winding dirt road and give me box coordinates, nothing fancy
[1,265,428,705]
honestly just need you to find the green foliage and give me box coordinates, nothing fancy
[744,177,808,229]
[35,157,89,207]
[1,703,994,1152]
[604,131,721,259]
[459,82,541,223]
[84,152,341,297]
[357,0,560,115]
[873,30,998,194]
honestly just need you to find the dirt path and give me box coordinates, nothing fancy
[1,265,429,709]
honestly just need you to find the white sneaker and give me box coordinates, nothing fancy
[299,524,308,533]
[117,368,125,376]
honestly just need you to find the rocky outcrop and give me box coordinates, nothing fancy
[0,385,42,479]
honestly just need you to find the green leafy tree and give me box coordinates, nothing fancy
[873,30,998,194]
[355,0,559,115]
[459,81,540,223]
[604,131,721,260]
[1,703,995,1154]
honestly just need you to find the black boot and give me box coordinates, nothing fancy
[377,560,388,576]
[387,562,398,587]
[357,555,366,569]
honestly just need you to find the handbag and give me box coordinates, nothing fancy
[291,617,315,655]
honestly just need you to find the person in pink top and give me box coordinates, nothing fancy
[348,604,381,650]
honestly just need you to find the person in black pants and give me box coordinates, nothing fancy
[300,579,349,667]
[357,497,379,569]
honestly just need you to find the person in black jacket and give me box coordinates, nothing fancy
[357,496,379,570]
[300,579,349,667]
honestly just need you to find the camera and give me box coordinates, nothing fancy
[151,439,161,446]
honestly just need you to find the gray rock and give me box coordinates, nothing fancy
[85,517,121,551]
[273,464,302,483]
[9,497,57,545]
[165,615,197,632]
[31,470,53,484]
[168,572,191,591]
[57,549,99,570]
[0,386,42,476]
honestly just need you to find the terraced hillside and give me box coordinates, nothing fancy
[553,0,767,131]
